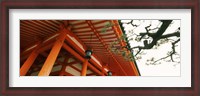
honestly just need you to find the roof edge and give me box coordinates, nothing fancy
[117,20,141,76]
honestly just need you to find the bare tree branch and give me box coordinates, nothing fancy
[160,31,180,39]
[116,20,180,65]
[122,20,139,27]
[149,38,180,64]
[130,20,173,50]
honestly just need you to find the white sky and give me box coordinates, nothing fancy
[122,20,180,76]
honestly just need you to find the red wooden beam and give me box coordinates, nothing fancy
[43,20,60,29]
[81,59,88,76]
[20,42,41,76]
[69,20,86,26]
[73,20,108,30]
[20,23,50,36]
[91,20,109,25]
[20,42,54,63]
[21,32,59,58]
[64,27,107,74]
[38,28,67,76]
[37,42,54,53]
[62,43,104,76]
[72,26,90,30]
[72,29,92,33]
[80,36,116,40]
[28,20,56,33]
[33,20,58,32]
[87,20,127,76]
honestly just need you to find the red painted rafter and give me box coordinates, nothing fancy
[51,20,62,25]
[69,20,86,24]
[72,29,93,33]
[99,32,116,36]
[86,20,127,76]
[103,39,118,42]
[62,43,104,76]
[20,25,50,36]
[38,20,60,30]
[75,32,94,36]
[21,21,55,35]
[36,20,58,31]
[72,20,109,30]
[81,39,100,42]
[72,29,114,34]
[29,20,57,32]
[43,20,60,29]
[91,20,109,25]
[80,36,116,40]
[72,26,89,30]
[20,28,46,37]
[63,27,106,75]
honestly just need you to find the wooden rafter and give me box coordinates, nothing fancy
[86,20,127,76]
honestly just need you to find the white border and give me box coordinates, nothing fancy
[9,9,191,87]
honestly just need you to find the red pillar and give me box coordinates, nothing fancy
[81,59,88,76]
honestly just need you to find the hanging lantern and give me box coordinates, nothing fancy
[85,50,92,59]
[107,71,112,76]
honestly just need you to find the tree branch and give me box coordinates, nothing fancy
[131,20,173,50]
[149,38,180,64]
[160,31,180,39]
[119,20,180,64]
[122,20,139,27]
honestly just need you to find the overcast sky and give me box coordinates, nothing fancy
[122,20,180,76]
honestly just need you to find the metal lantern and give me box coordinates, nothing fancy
[85,50,92,59]
[107,71,112,76]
